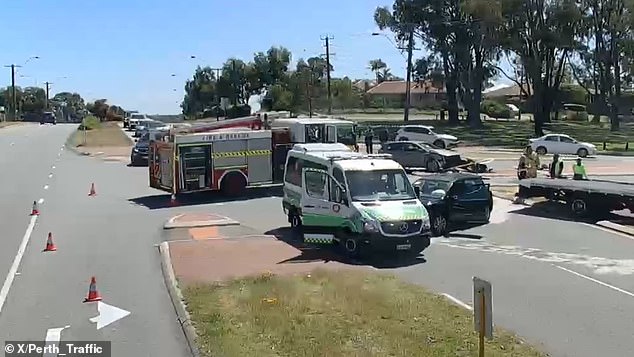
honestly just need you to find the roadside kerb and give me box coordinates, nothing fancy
[164,213,239,229]
[595,221,634,237]
[158,242,200,357]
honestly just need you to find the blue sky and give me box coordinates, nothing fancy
[2,0,510,114]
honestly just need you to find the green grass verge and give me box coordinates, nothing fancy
[184,269,546,357]
[357,119,634,150]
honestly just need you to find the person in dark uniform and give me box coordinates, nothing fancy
[364,129,374,154]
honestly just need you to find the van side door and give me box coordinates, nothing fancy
[301,169,349,242]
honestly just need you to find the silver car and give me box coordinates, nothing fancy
[378,141,464,172]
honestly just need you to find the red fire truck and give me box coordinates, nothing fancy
[148,114,357,197]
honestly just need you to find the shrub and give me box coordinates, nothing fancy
[78,116,101,130]
[480,100,512,118]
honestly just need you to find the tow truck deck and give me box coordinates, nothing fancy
[518,178,634,217]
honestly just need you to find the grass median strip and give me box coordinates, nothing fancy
[184,269,545,357]
[68,117,132,148]
[356,118,634,151]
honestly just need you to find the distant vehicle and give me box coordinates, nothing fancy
[40,112,56,125]
[134,119,166,137]
[395,125,459,149]
[412,173,493,236]
[128,114,150,130]
[378,141,464,172]
[529,134,596,157]
[130,132,150,166]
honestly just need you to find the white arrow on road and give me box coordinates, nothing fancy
[89,301,130,330]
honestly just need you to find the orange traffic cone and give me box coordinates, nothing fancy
[83,276,102,303]
[43,232,57,252]
[30,201,39,216]
[88,183,97,196]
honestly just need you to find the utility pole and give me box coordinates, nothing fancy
[306,66,314,118]
[44,82,52,109]
[4,64,21,120]
[321,35,334,115]
[403,28,414,122]
[231,60,238,106]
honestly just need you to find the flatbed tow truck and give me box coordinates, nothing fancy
[518,178,634,217]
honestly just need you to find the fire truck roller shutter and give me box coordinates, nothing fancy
[247,137,273,183]
[212,139,248,169]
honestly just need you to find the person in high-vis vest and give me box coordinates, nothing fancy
[572,158,587,180]
[549,154,564,178]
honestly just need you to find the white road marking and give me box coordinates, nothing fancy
[57,153,61,157]
[38,198,44,204]
[44,185,49,190]
[51,165,55,169]
[555,265,634,299]
[43,325,70,357]
[89,302,131,330]
[584,222,634,242]
[48,173,53,178]
[0,215,38,313]
[442,293,473,311]
[10,142,14,146]
[438,239,634,276]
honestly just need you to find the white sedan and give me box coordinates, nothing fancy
[529,134,597,157]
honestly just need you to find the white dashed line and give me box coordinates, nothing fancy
[555,265,634,299]
[0,215,38,313]
[48,174,53,178]
[57,153,61,157]
[442,293,473,311]
[10,142,14,146]
[38,198,44,204]
[51,165,55,170]
[44,185,49,190]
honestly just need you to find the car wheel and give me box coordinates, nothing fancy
[571,198,588,217]
[577,148,588,158]
[426,159,441,172]
[536,146,547,155]
[433,140,446,149]
[341,237,361,258]
[430,213,448,237]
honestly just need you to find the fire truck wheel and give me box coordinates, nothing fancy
[220,172,247,196]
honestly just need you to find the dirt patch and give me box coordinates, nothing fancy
[0,121,22,129]
[492,186,518,200]
[169,237,364,286]
[68,122,133,151]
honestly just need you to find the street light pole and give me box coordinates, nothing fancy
[4,56,39,120]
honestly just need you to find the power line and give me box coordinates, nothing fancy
[321,35,334,115]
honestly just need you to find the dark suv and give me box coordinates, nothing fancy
[412,173,493,236]
[40,112,57,125]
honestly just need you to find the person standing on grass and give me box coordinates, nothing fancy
[572,158,587,180]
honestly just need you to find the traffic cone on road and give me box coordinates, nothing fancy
[83,276,102,303]
[43,232,57,252]
[88,183,97,196]
[30,201,39,216]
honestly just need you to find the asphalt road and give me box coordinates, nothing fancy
[6,122,632,356]
[133,175,634,357]
[0,124,189,356]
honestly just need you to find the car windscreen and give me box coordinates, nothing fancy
[346,169,416,202]
[452,178,489,199]
[131,115,145,119]
[415,179,452,196]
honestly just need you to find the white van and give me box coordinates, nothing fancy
[282,143,431,257]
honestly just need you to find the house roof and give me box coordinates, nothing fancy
[484,84,530,98]
[366,80,444,95]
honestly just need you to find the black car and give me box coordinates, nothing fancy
[412,173,493,236]
[40,112,56,125]
[130,134,150,166]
